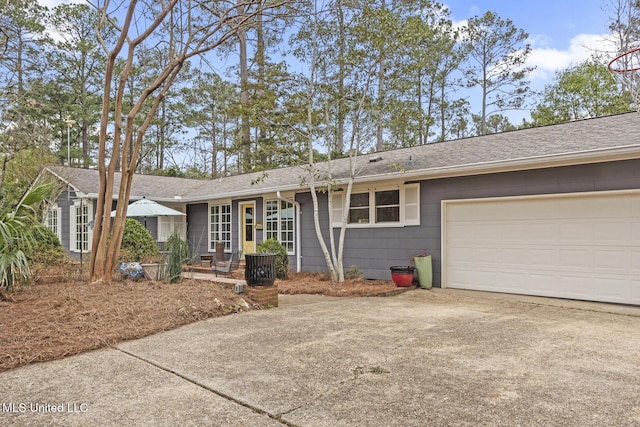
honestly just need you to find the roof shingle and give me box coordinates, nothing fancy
[46,113,640,202]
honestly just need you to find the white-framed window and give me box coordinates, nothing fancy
[70,200,92,253]
[265,199,295,254]
[45,204,62,242]
[348,192,370,224]
[158,214,186,242]
[375,189,400,223]
[332,183,420,227]
[209,203,231,251]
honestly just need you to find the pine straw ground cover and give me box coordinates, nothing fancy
[0,265,401,373]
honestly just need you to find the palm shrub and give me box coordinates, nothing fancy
[257,238,289,279]
[0,183,55,293]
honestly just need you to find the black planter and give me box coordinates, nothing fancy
[245,253,276,286]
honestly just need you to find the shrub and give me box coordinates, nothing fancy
[344,264,363,280]
[256,238,289,279]
[27,226,65,265]
[164,233,191,283]
[120,218,159,262]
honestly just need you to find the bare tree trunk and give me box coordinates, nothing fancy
[159,100,166,169]
[439,75,446,142]
[211,104,218,177]
[375,0,386,152]
[256,3,267,155]
[376,56,385,151]
[336,0,346,154]
[238,0,251,172]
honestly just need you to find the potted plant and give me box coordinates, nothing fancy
[390,266,415,287]
[140,260,162,280]
[118,218,162,280]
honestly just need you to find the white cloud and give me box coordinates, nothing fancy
[37,0,84,9]
[527,33,616,81]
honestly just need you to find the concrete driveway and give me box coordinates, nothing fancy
[2,289,640,426]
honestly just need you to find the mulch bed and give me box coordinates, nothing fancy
[277,272,406,297]
[0,266,406,373]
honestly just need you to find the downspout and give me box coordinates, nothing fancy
[277,191,301,273]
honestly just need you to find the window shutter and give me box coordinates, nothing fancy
[85,202,93,249]
[331,192,344,228]
[69,205,77,252]
[402,183,420,226]
[55,207,62,241]
[158,216,170,242]
[176,216,186,240]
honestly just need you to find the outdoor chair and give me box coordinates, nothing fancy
[211,251,242,277]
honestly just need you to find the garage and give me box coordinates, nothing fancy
[442,190,640,305]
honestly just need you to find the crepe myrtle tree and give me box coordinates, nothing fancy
[90,0,292,283]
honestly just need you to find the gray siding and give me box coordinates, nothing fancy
[296,192,431,280]
[187,203,209,256]
[54,190,96,260]
[298,159,640,283]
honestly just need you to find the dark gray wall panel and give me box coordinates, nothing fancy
[296,159,640,283]
[187,203,209,256]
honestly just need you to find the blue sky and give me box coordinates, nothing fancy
[446,1,612,84]
[443,0,613,122]
[43,0,614,124]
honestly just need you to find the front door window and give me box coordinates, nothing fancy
[242,204,255,256]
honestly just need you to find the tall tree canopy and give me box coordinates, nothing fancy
[531,56,632,126]
[463,11,534,135]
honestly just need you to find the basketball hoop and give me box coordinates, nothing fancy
[608,46,640,111]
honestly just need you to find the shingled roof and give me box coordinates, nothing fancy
[46,112,640,203]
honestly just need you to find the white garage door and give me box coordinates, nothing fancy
[442,190,640,305]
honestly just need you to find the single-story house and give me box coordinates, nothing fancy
[41,112,640,305]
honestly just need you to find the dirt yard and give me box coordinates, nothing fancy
[0,265,401,373]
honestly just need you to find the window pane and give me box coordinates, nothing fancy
[348,193,369,224]
[265,199,295,254]
[376,206,400,222]
[375,190,399,205]
[350,193,369,207]
[349,208,369,224]
[266,199,278,241]
[211,204,231,251]
[375,189,400,223]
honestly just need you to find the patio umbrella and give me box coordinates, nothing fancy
[110,198,185,228]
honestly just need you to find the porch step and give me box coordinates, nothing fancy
[185,259,245,280]
[186,265,245,274]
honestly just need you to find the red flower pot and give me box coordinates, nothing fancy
[390,266,415,287]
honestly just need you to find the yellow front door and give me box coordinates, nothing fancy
[241,203,255,256]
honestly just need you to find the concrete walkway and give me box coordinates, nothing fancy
[2,289,640,426]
